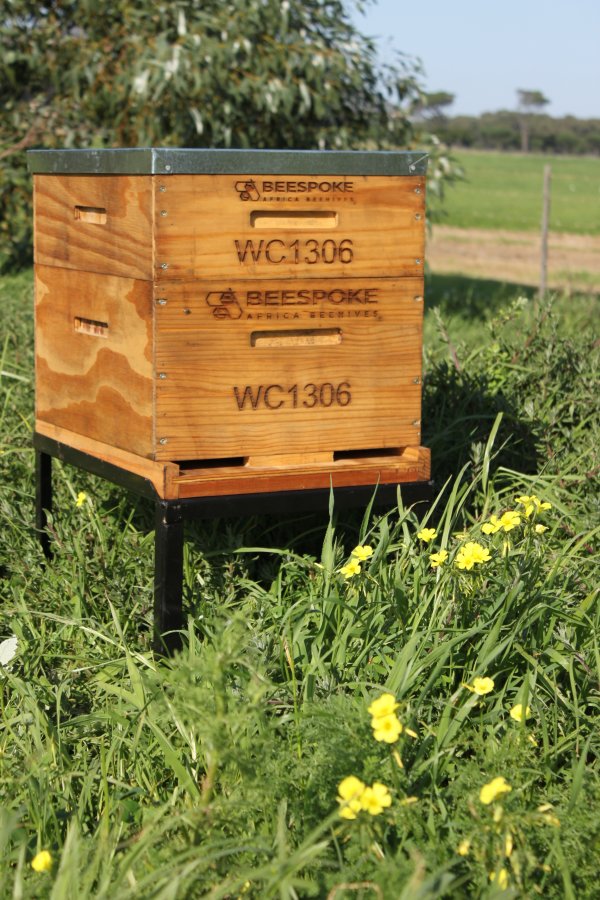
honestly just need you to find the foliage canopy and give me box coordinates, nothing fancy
[0,0,453,271]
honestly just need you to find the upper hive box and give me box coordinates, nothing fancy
[29,148,430,499]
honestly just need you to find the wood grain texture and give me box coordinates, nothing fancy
[154,277,423,461]
[154,174,425,282]
[35,421,178,498]
[34,174,153,279]
[33,167,429,494]
[34,422,429,498]
[174,447,431,498]
[35,265,154,457]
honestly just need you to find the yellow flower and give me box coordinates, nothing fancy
[504,832,514,857]
[470,542,492,563]
[534,524,548,534]
[457,838,471,856]
[498,510,521,531]
[75,491,87,508]
[351,544,373,561]
[417,527,437,543]
[371,713,403,743]
[482,515,501,535]
[516,494,551,517]
[31,850,52,873]
[480,776,512,805]
[367,692,399,719]
[516,494,535,516]
[536,805,560,827]
[340,559,361,579]
[455,541,491,570]
[481,509,521,533]
[509,703,531,722]
[360,781,392,816]
[489,868,509,889]
[464,676,495,695]
[430,549,448,568]
[337,776,366,820]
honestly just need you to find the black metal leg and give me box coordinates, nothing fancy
[154,501,184,654]
[35,449,53,560]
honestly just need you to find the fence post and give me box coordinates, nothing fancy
[539,164,552,304]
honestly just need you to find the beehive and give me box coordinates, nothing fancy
[29,148,430,499]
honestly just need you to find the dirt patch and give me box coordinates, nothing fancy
[427,226,600,293]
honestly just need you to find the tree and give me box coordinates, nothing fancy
[415,91,455,121]
[517,89,550,152]
[0,0,457,271]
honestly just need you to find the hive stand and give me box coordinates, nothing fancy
[34,432,431,654]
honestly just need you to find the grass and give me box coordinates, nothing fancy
[423,272,599,359]
[438,151,600,234]
[1,269,599,897]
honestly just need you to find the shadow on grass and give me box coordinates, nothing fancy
[422,361,539,489]
[422,273,541,485]
[425,272,536,320]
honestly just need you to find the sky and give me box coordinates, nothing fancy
[352,0,600,119]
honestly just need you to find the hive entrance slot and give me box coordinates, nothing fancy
[333,447,403,461]
[74,206,107,224]
[177,457,247,471]
[74,317,109,337]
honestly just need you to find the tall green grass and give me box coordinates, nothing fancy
[439,151,600,234]
[1,270,599,897]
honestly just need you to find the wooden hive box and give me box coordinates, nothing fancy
[29,148,430,500]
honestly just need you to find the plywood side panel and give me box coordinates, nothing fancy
[34,174,153,279]
[154,174,425,281]
[154,277,423,460]
[35,266,154,457]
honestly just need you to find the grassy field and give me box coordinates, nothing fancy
[439,151,600,234]
[1,270,599,898]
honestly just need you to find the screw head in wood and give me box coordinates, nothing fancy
[158,372,167,379]
[160,262,169,270]
[159,437,168,445]
[157,298,167,306]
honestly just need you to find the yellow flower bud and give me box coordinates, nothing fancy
[31,850,52,873]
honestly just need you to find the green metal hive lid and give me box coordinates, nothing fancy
[27,147,428,176]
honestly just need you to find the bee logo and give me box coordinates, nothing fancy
[205,289,243,320]
[234,180,260,201]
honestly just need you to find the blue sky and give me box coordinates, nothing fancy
[352,0,600,119]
